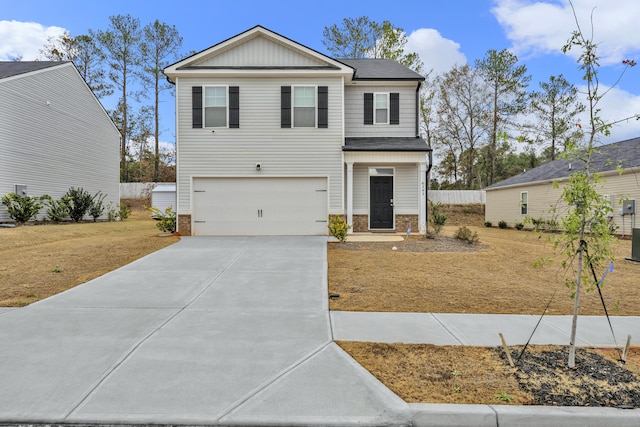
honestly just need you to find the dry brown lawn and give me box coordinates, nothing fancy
[0,199,179,306]
[328,225,640,315]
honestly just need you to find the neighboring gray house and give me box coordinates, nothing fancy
[0,61,120,223]
[486,137,640,235]
[163,26,431,236]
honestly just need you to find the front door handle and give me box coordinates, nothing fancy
[390,199,394,207]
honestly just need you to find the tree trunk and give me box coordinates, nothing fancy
[568,216,586,368]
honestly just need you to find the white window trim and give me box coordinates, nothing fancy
[203,85,229,128]
[373,92,389,125]
[520,191,528,215]
[292,85,318,128]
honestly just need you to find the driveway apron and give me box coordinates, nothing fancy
[0,236,408,426]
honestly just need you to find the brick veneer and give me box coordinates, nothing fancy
[351,214,419,233]
[178,214,192,236]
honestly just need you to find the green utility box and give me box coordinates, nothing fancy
[630,228,640,262]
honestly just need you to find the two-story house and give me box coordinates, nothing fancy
[163,26,431,236]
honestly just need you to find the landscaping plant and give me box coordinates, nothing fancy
[89,191,107,222]
[42,195,70,222]
[64,187,93,222]
[328,215,351,243]
[426,201,447,238]
[1,192,45,224]
[147,206,176,233]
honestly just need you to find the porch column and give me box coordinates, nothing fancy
[346,161,354,234]
[419,161,427,234]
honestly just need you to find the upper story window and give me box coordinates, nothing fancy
[205,86,227,127]
[293,86,316,127]
[364,92,399,125]
[374,93,389,124]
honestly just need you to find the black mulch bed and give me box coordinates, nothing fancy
[329,235,488,253]
[500,347,640,407]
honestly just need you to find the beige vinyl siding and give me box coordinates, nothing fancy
[0,63,120,222]
[485,170,640,231]
[198,36,325,67]
[345,85,417,137]
[176,76,344,214]
[352,164,419,215]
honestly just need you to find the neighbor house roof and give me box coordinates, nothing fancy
[486,136,640,190]
[344,137,431,152]
[338,58,425,81]
[0,61,66,80]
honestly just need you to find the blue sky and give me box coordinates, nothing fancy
[2,0,640,147]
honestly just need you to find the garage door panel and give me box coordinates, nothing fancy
[192,177,328,236]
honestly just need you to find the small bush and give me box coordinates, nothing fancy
[89,191,106,222]
[484,221,492,228]
[427,202,447,238]
[515,221,524,230]
[1,192,45,224]
[148,206,176,233]
[42,195,70,222]
[106,202,119,221]
[328,215,351,242]
[498,220,507,229]
[455,226,479,244]
[118,203,131,221]
[65,187,93,222]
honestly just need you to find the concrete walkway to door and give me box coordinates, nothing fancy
[0,237,407,425]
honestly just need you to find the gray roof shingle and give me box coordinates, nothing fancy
[338,58,425,81]
[0,61,65,80]
[487,136,640,189]
[344,137,431,152]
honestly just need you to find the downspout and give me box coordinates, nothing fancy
[426,149,433,232]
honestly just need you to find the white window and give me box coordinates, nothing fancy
[374,93,389,124]
[520,192,528,215]
[204,86,227,127]
[293,86,316,127]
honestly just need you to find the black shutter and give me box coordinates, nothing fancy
[364,93,373,125]
[192,86,203,128]
[281,86,291,128]
[318,86,328,128]
[390,92,400,125]
[229,86,239,128]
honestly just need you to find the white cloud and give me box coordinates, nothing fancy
[406,28,467,75]
[492,0,640,65]
[0,20,67,61]
[577,84,640,142]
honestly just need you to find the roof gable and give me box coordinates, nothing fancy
[487,136,640,190]
[164,26,353,78]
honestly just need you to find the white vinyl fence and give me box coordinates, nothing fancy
[120,182,175,199]
[429,190,486,204]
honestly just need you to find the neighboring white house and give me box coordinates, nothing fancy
[0,61,120,222]
[485,137,640,236]
[163,25,431,236]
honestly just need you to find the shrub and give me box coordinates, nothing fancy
[106,202,119,221]
[89,191,106,222]
[498,220,507,229]
[42,195,70,222]
[328,215,351,242]
[147,206,176,233]
[427,202,447,238]
[484,221,492,228]
[65,187,93,222]
[515,221,524,230]
[1,192,44,224]
[118,203,131,221]
[455,226,479,244]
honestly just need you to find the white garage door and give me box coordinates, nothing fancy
[192,177,328,236]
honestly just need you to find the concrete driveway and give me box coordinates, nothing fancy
[0,237,406,425]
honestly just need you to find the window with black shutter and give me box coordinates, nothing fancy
[364,93,373,125]
[318,86,328,128]
[390,92,399,125]
[281,86,291,128]
[192,86,203,128]
[229,86,239,128]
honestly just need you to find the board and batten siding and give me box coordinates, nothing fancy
[198,36,325,68]
[0,63,120,222]
[344,85,417,138]
[485,170,640,232]
[176,76,344,215]
[352,164,419,215]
